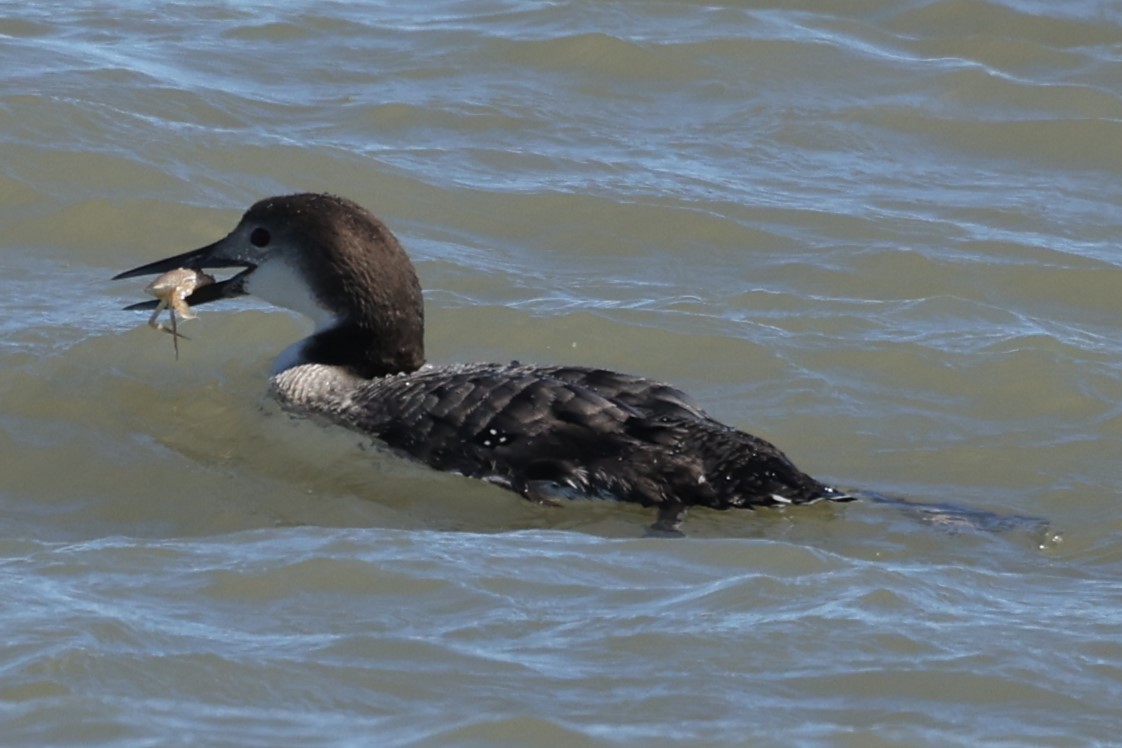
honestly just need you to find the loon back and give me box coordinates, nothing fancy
[271,361,846,532]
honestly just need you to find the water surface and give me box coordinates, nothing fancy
[2,1,1121,745]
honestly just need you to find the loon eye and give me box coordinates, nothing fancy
[250,227,271,247]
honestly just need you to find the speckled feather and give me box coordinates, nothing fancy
[271,361,837,515]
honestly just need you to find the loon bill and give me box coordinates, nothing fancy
[114,193,850,533]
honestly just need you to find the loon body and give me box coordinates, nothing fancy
[115,193,849,532]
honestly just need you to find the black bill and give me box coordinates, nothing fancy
[113,239,256,311]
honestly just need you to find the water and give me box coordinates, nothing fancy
[2,1,1121,744]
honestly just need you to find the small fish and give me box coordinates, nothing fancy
[143,268,214,359]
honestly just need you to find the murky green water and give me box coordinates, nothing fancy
[2,1,1121,744]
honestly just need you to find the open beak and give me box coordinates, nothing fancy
[113,239,256,311]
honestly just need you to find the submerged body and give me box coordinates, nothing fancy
[272,361,845,530]
[115,193,848,532]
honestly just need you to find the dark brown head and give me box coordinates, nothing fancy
[115,193,426,378]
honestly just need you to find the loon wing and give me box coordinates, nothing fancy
[529,365,712,422]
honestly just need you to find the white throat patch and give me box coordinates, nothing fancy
[244,253,338,332]
[243,252,342,375]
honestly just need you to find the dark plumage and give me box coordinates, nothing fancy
[115,193,849,533]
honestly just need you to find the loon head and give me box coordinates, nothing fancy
[114,193,425,379]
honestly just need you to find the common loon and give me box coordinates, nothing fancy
[114,193,850,533]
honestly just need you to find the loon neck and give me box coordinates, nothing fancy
[294,317,425,380]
